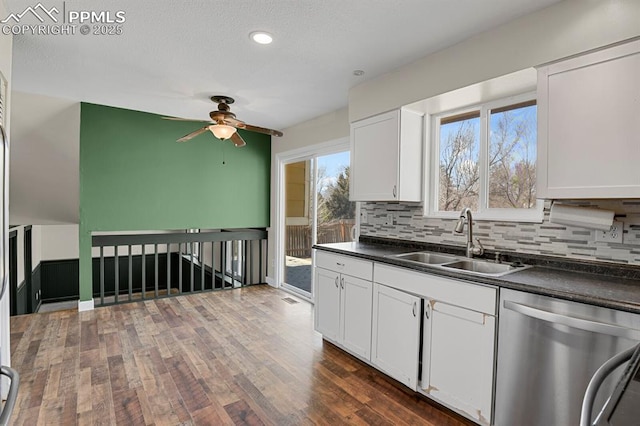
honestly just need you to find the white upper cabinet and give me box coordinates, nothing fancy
[537,39,640,199]
[350,109,423,202]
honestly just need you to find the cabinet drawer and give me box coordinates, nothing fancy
[374,264,496,315]
[315,251,373,281]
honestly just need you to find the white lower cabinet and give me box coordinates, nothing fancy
[422,300,496,425]
[315,267,342,342]
[371,283,421,390]
[314,251,374,360]
[340,275,373,358]
[316,255,498,425]
[374,263,497,425]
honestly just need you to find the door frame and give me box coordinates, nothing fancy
[8,229,16,316]
[24,226,32,313]
[274,137,357,302]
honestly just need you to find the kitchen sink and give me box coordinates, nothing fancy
[391,251,531,277]
[392,252,460,265]
[441,259,530,277]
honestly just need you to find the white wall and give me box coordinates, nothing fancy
[267,107,350,280]
[40,224,79,260]
[31,224,41,267]
[0,0,11,386]
[9,91,80,225]
[349,0,640,122]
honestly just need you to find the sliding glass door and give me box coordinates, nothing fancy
[281,150,354,298]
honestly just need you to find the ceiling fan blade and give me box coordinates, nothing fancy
[242,123,284,137]
[177,126,209,142]
[163,116,213,124]
[224,116,246,129]
[231,132,247,147]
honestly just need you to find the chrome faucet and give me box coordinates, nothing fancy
[454,208,484,258]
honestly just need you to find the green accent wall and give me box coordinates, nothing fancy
[78,103,270,300]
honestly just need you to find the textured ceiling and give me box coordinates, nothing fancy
[7,0,561,131]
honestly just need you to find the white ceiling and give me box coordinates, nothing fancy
[7,0,562,131]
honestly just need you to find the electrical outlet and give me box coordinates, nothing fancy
[596,221,624,243]
[360,210,368,224]
[385,213,394,226]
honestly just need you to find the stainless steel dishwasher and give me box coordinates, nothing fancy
[494,288,640,426]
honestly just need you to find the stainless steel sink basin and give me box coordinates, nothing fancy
[393,252,460,265]
[390,251,530,277]
[441,259,530,277]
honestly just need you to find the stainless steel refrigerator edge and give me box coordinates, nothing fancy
[494,288,640,426]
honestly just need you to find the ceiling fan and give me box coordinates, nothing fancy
[163,95,283,147]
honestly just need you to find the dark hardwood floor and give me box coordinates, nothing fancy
[9,285,473,425]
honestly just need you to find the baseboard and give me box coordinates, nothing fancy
[78,299,94,312]
[265,276,276,287]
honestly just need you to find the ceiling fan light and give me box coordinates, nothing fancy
[208,124,237,140]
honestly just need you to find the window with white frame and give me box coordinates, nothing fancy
[428,93,542,221]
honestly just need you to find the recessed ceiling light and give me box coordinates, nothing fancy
[250,31,273,45]
[353,70,365,76]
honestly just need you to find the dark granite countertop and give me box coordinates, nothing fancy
[314,238,640,315]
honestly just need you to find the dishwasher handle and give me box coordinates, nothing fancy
[504,300,640,340]
[0,366,19,426]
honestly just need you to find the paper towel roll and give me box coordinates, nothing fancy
[549,204,615,231]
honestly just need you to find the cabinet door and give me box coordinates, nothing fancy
[350,110,400,201]
[340,275,373,360]
[371,283,421,390]
[314,267,341,342]
[538,39,640,198]
[423,301,495,425]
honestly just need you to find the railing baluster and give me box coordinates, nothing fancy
[128,244,133,301]
[243,240,248,286]
[232,241,237,288]
[154,244,159,298]
[248,240,253,285]
[221,241,227,289]
[210,241,215,291]
[114,245,119,304]
[190,242,194,292]
[200,241,205,291]
[100,246,104,306]
[178,243,183,294]
[167,243,171,296]
[142,245,146,300]
[259,239,264,283]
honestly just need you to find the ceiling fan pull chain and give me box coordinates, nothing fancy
[222,142,226,165]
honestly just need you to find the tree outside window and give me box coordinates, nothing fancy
[431,94,540,221]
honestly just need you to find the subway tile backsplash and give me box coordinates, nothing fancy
[359,200,640,265]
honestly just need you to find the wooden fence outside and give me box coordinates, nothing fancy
[286,219,355,258]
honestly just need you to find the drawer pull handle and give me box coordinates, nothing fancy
[336,262,345,267]
[335,277,339,288]
[341,277,344,289]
